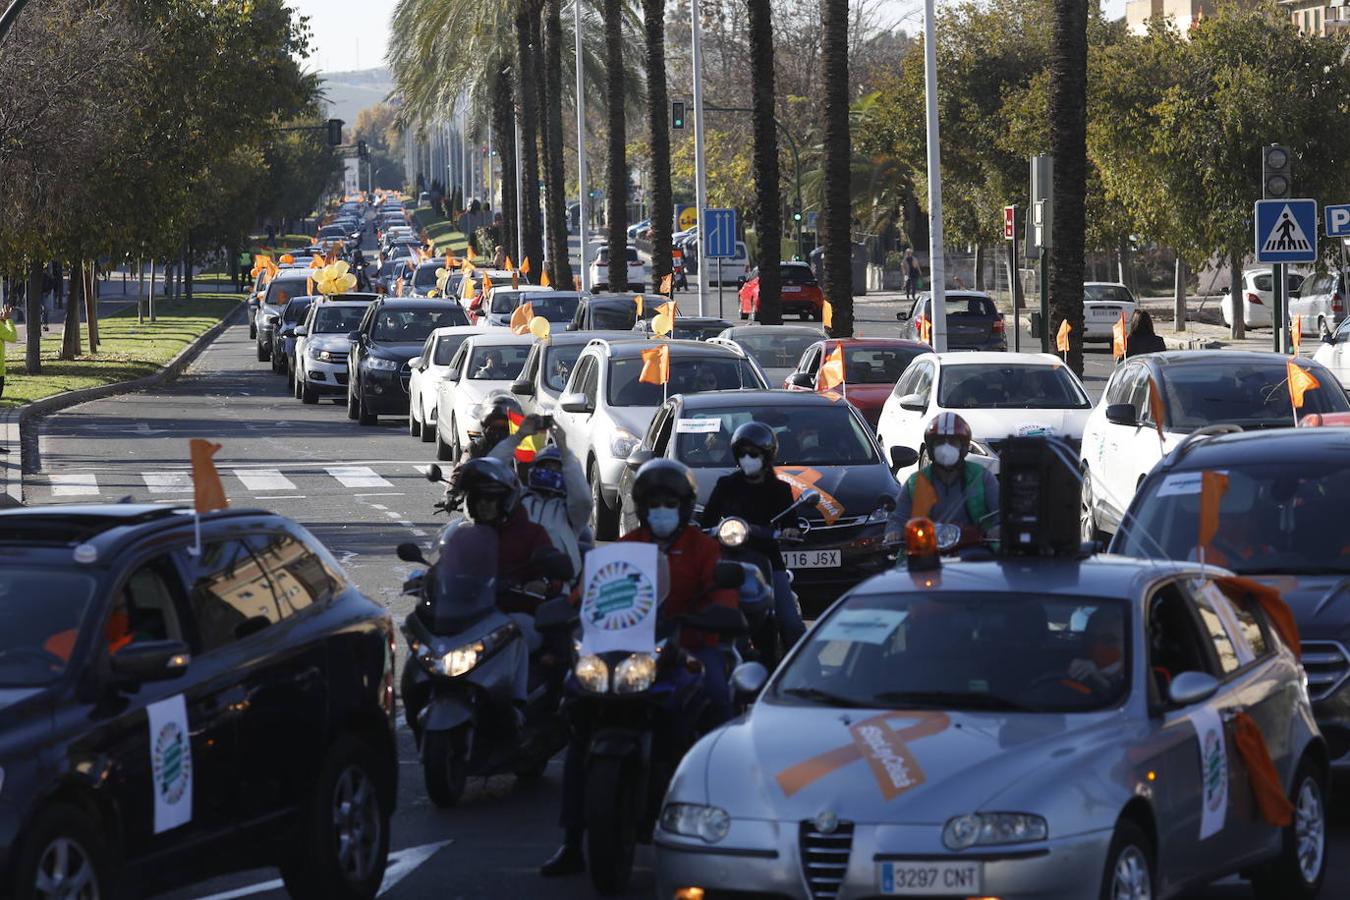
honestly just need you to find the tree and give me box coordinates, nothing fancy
[747,0,782,323]
[604,0,628,265]
[515,0,545,271]
[542,0,573,287]
[642,0,673,293]
[819,0,853,334]
[1047,0,1088,374]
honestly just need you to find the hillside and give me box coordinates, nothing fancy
[317,66,395,129]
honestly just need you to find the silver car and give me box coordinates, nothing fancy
[656,556,1327,899]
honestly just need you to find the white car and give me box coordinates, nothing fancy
[1222,267,1302,330]
[433,332,536,461]
[1082,281,1138,341]
[704,240,750,286]
[293,298,374,405]
[589,244,650,292]
[407,325,479,442]
[479,286,555,329]
[1312,314,1350,388]
[876,352,1092,483]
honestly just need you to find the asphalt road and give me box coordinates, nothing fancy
[20,270,1347,899]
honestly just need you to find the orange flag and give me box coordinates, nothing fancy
[1147,375,1167,442]
[306,276,314,296]
[819,343,846,391]
[659,273,673,296]
[1112,312,1128,360]
[573,275,582,290]
[483,274,494,293]
[1287,361,1319,410]
[918,314,933,345]
[445,252,456,268]
[505,255,516,272]
[189,439,228,514]
[467,246,477,261]
[394,277,404,297]
[510,302,534,333]
[639,343,671,385]
[1055,319,1071,353]
[823,301,833,330]
[1198,470,1229,554]
[1233,712,1295,827]
[521,257,532,275]
[656,300,679,320]
[633,294,644,317]
[1292,314,1303,355]
[309,254,325,269]
[541,269,552,288]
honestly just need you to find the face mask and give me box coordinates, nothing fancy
[738,454,764,476]
[646,507,681,538]
[932,443,961,467]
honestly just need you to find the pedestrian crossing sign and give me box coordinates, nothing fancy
[1255,198,1317,263]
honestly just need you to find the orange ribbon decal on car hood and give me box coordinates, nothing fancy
[776,710,950,799]
[776,467,844,525]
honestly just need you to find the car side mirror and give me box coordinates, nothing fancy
[408,359,424,371]
[294,325,308,337]
[511,378,535,396]
[1322,330,1337,344]
[897,393,927,413]
[346,331,362,343]
[1105,403,1137,426]
[730,661,769,703]
[895,311,909,321]
[1168,670,1219,707]
[890,446,920,471]
[110,640,191,684]
[559,391,593,414]
[626,448,655,469]
[397,542,429,564]
[444,369,461,383]
[787,372,814,389]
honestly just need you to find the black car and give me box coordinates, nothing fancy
[632,315,734,342]
[255,271,312,362]
[896,290,1007,351]
[0,504,397,900]
[566,295,644,332]
[347,297,470,425]
[616,389,901,614]
[1110,426,1350,776]
[272,294,316,377]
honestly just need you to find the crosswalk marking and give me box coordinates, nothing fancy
[143,472,193,493]
[231,469,296,492]
[325,465,393,488]
[40,462,431,497]
[49,472,100,496]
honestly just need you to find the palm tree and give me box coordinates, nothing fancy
[542,0,573,287]
[642,0,672,294]
[604,0,627,268]
[819,0,852,335]
[515,0,545,271]
[1048,0,1087,374]
[492,67,520,260]
[747,0,781,324]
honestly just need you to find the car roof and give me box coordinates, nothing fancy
[546,329,638,346]
[586,296,642,309]
[1141,349,1324,370]
[427,325,482,338]
[375,297,465,309]
[929,350,1064,367]
[677,389,853,410]
[1164,425,1350,470]
[918,290,994,300]
[668,316,732,326]
[463,331,536,347]
[313,299,372,309]
[724,324,825,338]
[819,337,930,350]
[598,338,746,359]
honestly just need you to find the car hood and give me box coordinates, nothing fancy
[606,406,658,443]
[367,342,425,362]
[1242,573,1350,639]
[307,334,354,352]
[691,701,1129,824]
[950,407,1091,441]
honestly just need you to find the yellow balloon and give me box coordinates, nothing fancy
[330,259,351,277]
[529,316,551,339]
[652,312,673,337]
[336,273,357,293]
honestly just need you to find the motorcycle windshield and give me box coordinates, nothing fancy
[424,521,500,633]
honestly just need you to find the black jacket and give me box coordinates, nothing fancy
[699,470,796,570]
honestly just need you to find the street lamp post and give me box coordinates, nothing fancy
[574,0,590,290]
[690,0,709,315]
[922,0,948,352]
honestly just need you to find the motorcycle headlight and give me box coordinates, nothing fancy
[365,356,400,371]
[613,653,657,694]
[716,517,749,549]
[942,813,1047,850]
[609,428,640,459]
[574,654,609,693]
[437,640,484,677]
[659,803,731,843]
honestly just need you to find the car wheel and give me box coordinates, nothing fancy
[589,462,619,541]
[799,310,811,321]
[1098,819,1154,900]
[249,322,257,340]
[435,416,455,462]
[420,729,467,808]
[257,340,268,362]
[409,402,422,438]
[279,736,391,900]
[346,381,360,420]
[1250,756,1327,900]
[357,389,377,426]
[293,367,303,399]
[1081,467,1108,546]
[420,407,436,443]
[301,379,319,405]
[11,803,111,900]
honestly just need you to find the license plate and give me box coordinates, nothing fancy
[783,285,801,293]
[878,861,984,895]
[1091,306,1121,318]
[784,549,840,568]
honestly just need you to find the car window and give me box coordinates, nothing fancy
[577,357,599,405]
[519,294,581,323]
[490,291,525,314]
[943,295,998,317]
[1336,317,1350,342]
[1084,284,1136,303]
[413,265,441,289]
[8,568,98,684]
[178,540,280,653]
[265,277,309,306]
[371,307,469,342]
[781,265,816,284]
[591,304,637,331]
[651,408,676,454]
[468,344,531,380]
[1103,363,1140,406]
[1159,361,1349,430]
[434,333,469,366]
[675,404,879,467]
[937,364,1089,409]
[248,532,341,617]
[1188,585,1241,675]
[843,346,925,385]
[1253,273,1273,292]
[799,346,822,375]
[282,299,313,324]
[731,332,822,370]
[607,356,762,407]
[1147,582,1221,698]
[313,306,367,335]
[544,343,585,392]
[910,363,935,401]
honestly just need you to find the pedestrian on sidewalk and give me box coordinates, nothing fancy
[0,304,17,399]
[903,249,921,301]
[1124,310,1166,358]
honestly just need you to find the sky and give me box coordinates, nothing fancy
[288,0,1129,75]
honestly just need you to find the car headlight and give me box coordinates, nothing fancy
[942,813,1048,850]
[717,517,750,548]
[365,356,400,371]
[863,505,892,525]
[428,640,483,677]
[574,654,609,693]
[610,428,640,459]
[613,653,657,694]
[659,803,732,843]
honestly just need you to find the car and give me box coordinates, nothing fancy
[554,338,769,539]
[254,270,313,362]
[710,324,826,387]
[245,268,271,339]
[317,223,355,248]
[566,294,644,332]
[698,240,750,287]
[877,351,1092,481]
[407,260,449,297]
[294,297,376,404]
[738,261,825,321]
[271,294,316,379]
[1312,314,1350,388]
[507,330,641,416]
[432,332,536,461]
[896,290,1008,351]
[617,390,901,611]
[786,338,931,428]
[656,552,1327,900]
[633,315,734,342]
[1223,268,1303,330]
[589,244,649,292]
[1290,269,1346,336]
[626,218,651,241]
[1083,281,1139,342]
[0,504,398,900]
[346,297,471,426]
[372,259,411,295]
[481,289,582,330]
[1078,351,1350,540]
[461,269,527,323]
[407,325,479,442]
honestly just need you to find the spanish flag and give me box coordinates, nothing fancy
[507,410,544,463]
[639,343,670,385]
[818,343,846,391]
[510,302,534,334]
[1288,361,1319,410]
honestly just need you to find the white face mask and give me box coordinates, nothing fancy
[646,507,681,538]
[932,443,961,468]
[738,454,764,476]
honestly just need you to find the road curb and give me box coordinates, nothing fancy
[0,300,245,506]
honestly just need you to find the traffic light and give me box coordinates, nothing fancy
[1263,144,1291,199]
[326,118,343,146]
[671,101,685,130]
[792,201,802,223]
[357,140,369,160]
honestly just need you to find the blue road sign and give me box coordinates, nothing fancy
[703,208,738,258]
[1325,204,1350,239]
[1254,198,1317,264]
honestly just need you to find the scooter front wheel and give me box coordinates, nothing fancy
[585,756,641,895]
[422,729,467,808]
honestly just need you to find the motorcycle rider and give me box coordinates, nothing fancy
[488,421,590,577]
[463,394,524,462]
[540,458,738,877]
[699,421,806,647]
[884,412,1000,547]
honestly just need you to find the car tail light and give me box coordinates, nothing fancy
[1247,292,1263,306]
[1334,292,1343,313]
[992,315,1006,333]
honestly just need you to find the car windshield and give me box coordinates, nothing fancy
[265,278,309,306]
[926,296,997,317]
[313,305,368,334]
[775,592,1131,713]
[669,322,729,341]
[1161,362,1349,430]
[433,333,470,365]
[371,307,468,342]
[1084,285,1134,303]
[781,265,816,284]
[938,364,1089,409]
[282,299,313,324]
[607,356,763,406]
[1,569,97,685]
[521,294,581,323]
[844,346,925,384]
[413,265,442,289]
[490,291,528,314]
[590,304,638,330]
[731,332,822,369]
[468,344,531,380]
[675,404,878,467]
[543,344,585,391]
[1115,461,1350,574]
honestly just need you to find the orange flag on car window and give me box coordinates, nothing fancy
[1287,361,1319,410]
[189,439,228,514]
[1197,470,1229,557]
[633,294,644,317]
[1112,312,1128,360]
[1147,376,1166,443]
[510,302,534,334]
[467,246,477,261]
[659,273,673,296]
[541,269,552,288]
[818,343,846,391]
[483,274,494,294]
[639,343,670,385]
[1055,319,1071,354]
[505,255,515,272]
[521,257,532,275]
[574,275,582,290]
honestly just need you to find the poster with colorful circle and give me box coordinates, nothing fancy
[579,544,660,655]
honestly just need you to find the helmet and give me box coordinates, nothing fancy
[632,458,698,532]
[476,392,522,434]
[923,412,972,467]
[730,421,778,466]
[458,457,521,526]
[527,445,566,496]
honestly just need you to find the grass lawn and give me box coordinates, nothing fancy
[0,295,241,409]
[411,207,469,254]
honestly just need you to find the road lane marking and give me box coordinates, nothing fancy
[256,494,304,500]
[231,469,296,492]
[143,472,193,493]
[326,465,393,488]
[357,492,405,498]
[192,840,453,900]
[49,472,99,496]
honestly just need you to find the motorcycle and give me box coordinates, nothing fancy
[394,521,574,807]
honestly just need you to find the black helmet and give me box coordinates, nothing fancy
[631,458,698,531]
[730,421,778,466]
[476,392,522,434]
[458,457,521,525]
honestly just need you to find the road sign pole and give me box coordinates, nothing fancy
[1039,248,1050,354]
[922,0,947,352]
[1011,232,1021,354]
[690,0,709,316]
[717,257,723,317]
[1273,262,1285,354]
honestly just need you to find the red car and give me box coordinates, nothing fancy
[738,261,825,321]
[782,337,930,426]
